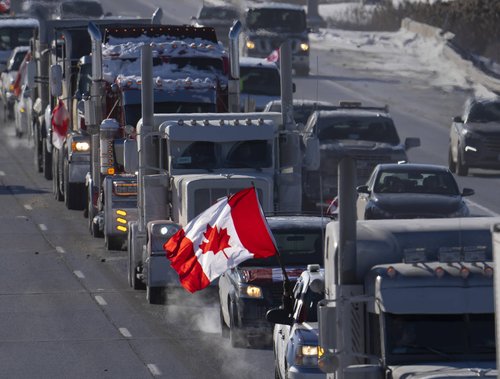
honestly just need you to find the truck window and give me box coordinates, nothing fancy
[224,140,272,169]
[246,8,306,33]
[0,27,34,50]
[174,141,216,170]
[240,66,280,96]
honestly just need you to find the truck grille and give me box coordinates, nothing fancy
[482,136,500,151]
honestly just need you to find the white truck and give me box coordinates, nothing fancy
[318,211,498,378]
[125,33,314,303]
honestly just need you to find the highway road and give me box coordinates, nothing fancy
[1,1,499,378]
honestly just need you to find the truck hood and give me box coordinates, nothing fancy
[390,362,497,378]
[239,266,305,284]
[466,122,500,134]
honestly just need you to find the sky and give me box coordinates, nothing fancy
[315,1,497,99]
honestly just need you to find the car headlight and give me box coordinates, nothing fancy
[71,141,90,152]
[238,284,263,298]
[300,42,309,51]
[246,40,255,50]
[294,345,320,367]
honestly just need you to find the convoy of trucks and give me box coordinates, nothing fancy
[2,4,499,376]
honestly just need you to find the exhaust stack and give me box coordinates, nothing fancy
[228,20,242,113]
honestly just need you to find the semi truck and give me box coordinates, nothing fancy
[315,158,497,378]
[82,21,231,250]
[124,34,313,303]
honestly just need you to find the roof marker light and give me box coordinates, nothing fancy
[234,119,239,126]
[387,266,397,278]
[246,119,252,125]
[203,120,210,126]
[190,120,197,126]
[484,267,493,277]
[460,267,470,279]
[435,267,445,278]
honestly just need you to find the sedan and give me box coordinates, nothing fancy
[356,163,474,219]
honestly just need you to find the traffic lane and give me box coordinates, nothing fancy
[294,47,500,215]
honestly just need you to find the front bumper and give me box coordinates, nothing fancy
[68,155,90,184]
[463,145,500,169]
[234,297,274,336]
[288,366,325,379]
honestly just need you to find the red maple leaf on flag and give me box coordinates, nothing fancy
[199,224,231,259]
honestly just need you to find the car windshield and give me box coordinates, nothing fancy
[468,101,500,123]
[240,227,324,267]
[385,313,495,364]
[199,7,239,20]
[240,65,280,96]
[373,170,460,195]
[246,8,306,33]
[317,116,400,144]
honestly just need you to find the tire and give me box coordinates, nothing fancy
[52,150,63,201]
[147,286,165,305]
[105,234,123,251]
[229,302,246,348]
[64,157,85,210]
[128,254,146,290]
[220,307,229,339]
[448,146,456,173]
[33,123,43,173]
[42,137,53,180]
[456,148,469,176]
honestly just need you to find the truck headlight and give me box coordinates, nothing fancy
[295,345,320,367]
[246,40,256,50]
[300,42,309,51]
[71,141,90,152]
[239,284,263,298]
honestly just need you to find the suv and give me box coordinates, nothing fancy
[240,57,280,111]
[301,102,420,210]
[191,4,240,47]
[242,3,310,76]
[218,215,327,348]
[268,265,325,379]
[448,97,500,176]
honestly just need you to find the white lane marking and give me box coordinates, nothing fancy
[465,199,500,217]
[39,224,47,231]
[119,328,132,338]
[147,364,162,376]
[0,171,5,176]
[56,246,65,254]
[95,296,107,306]
[73,270,85,279]
[24,204,32,211]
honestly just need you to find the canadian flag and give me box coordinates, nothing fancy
[51,99,70,150]
[164,187,277,293]
[266,49,280,63]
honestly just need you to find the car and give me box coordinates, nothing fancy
[301,102,420,211]
[263,99,337,127]
[448,97,500,176]
[0,17,37,73]
[356,163,474,219]
[191,4,241,47]
[239,57,281,112]
[267,264,326,379]
[218,215,327,348]
[242,3,310,76]
[0,45,29,120]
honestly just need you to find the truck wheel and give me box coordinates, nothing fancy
[42,137,52,180]
[220,307,229,338]
[147,286,165,305]
[448,146,456,173]
[64,158,85,210]
[128,255,146,290]
[456,148,469,176]
[229,303,246,348]
[105,235,123,251]
[33,123,42,173]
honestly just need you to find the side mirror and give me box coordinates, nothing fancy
[49,64,63,98]
[356,185,370,194]
[303,135,320,170]
[27,60,36,86]
[123,139,138,173]
[453,116,463,123]
[309,278,324,294]
[461,188,474,197]
[404,137,420,150]
[266,307,293,326]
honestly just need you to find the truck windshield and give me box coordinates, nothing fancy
[246,8,306,33]
[385,313,495,364]
[240,228,323,267]
[317,116,400,145]
[240,66,280,96]
[0,27,34,50]
[167,57,224,76]
[124,102,216,127]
